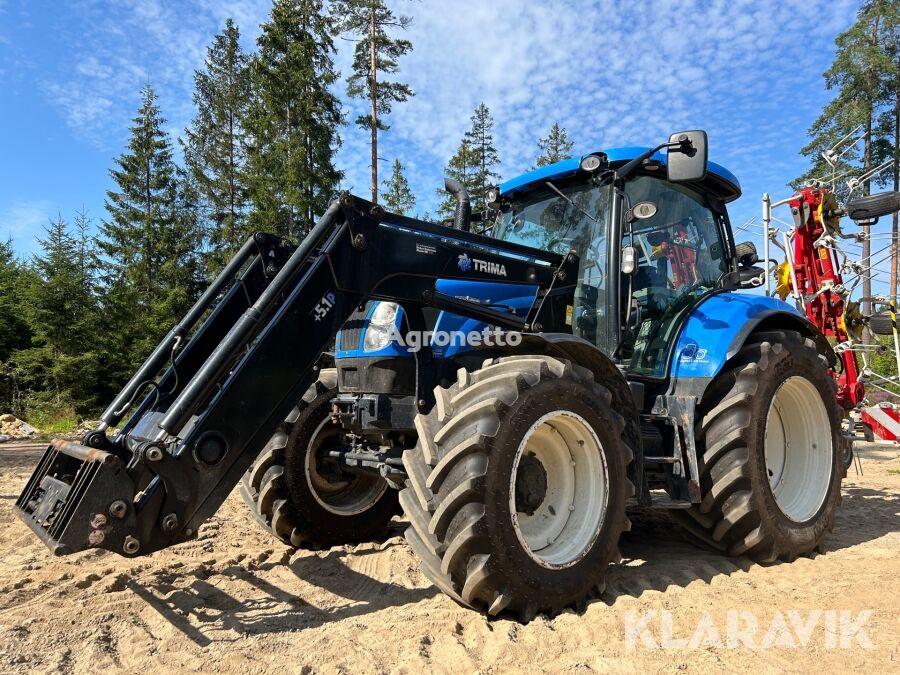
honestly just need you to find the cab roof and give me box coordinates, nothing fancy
[499,146,742,203]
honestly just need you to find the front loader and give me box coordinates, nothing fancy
[18,131,894,621]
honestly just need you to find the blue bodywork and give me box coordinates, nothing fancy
[500,147,741,202]
[670,293,804,380]
[335,146,786,387]
[335,280,539,359]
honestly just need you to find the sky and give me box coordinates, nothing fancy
[0,0,874,277]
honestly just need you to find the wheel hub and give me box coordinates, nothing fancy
[514,454,548,515]
[304,420,387,516]
[510,411,609,569]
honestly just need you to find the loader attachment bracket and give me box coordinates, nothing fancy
[16,440,139,556]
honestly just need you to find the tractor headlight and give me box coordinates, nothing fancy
[363,302,399,352]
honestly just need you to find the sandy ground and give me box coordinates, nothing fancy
[0,442,897,674]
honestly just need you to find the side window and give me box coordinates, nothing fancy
[621,176,726,376]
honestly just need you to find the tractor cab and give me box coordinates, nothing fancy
[493,137,743,379]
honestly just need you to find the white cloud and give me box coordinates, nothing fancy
[37,0,860,220]
[0,200,54,254]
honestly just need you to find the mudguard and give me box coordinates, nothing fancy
[668,291,832,396]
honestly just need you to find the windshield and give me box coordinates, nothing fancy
[495,179,613,351]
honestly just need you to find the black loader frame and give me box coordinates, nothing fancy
[16,194,585,558]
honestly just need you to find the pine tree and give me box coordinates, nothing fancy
[870,3,899,304]
[331,0,414,204]
[535,122,574,167]
[244,0,344,237]
[183,18,252,273]
[99,85,201,366]
[793,2,899,313]
[381,159,415,215]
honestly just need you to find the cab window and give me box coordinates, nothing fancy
[620,175,728,377]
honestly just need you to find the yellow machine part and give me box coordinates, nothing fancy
[774,260,792,300]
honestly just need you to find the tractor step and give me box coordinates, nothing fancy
[14,440,137,556]
[641,489,693,509]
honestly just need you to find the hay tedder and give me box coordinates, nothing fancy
[15,131,900,620]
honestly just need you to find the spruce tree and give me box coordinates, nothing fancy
[381,158,415,215]
[99,85,200,366]
[331,0,414,204]
[183,18,252,273]
[535,122,574,167]
[464,103,500,209]
[438,104,500,218]
[437,138,480,219]
[244,0,344,237]
[0,239,29,364]
[13,214,100,411]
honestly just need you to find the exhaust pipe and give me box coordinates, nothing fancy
[444,177,471,232]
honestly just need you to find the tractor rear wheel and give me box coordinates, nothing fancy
[401,355,633,621]
[673,331,844,562]
[240,368,400,548]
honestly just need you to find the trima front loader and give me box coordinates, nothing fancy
[18,131,893,621]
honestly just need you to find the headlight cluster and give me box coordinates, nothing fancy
[363,302,399,352]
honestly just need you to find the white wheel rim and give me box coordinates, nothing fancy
[764,376,833,523]
[509,410,609,568]
[304,419,387,516]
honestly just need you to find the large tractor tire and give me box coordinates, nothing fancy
[240,368,400,548]
[673,330,844,562]
[401,355,633,621]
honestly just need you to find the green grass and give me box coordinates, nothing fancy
[25,407,80,434]
[887,468,900,476]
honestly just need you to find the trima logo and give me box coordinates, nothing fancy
[457,253,507,277]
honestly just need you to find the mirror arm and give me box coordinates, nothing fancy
[616,140,685,182]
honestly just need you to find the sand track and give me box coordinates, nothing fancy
[0,443,897,673]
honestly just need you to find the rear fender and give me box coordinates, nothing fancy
[655,293,831,504]
[668,292,832,398]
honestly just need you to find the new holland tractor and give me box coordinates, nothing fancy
[17,131,900,621]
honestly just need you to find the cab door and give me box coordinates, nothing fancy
[618,175,731,377]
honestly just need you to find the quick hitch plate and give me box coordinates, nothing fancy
[14,439,138,556]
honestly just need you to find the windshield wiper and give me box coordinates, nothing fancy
[544,181,600,226]
[542,180,601,250]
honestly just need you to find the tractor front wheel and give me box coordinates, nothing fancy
[401,355,633,621]
[240,368,400,548]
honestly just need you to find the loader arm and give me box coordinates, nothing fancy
[16,194,578,558]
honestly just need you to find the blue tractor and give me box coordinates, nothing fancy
[17,131,845,621]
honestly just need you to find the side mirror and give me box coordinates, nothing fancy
[667,130,708,183]
[845,191,900,225]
